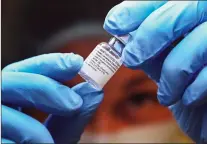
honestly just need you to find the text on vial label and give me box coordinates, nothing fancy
[80,43,123,88]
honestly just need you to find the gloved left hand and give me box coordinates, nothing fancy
[2,53,104,144]
[104,1,207,143]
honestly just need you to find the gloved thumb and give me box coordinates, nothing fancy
[44,82,104,144]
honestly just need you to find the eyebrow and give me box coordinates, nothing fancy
[125,75,150,89]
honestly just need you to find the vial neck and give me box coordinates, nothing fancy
[108,37,125,56]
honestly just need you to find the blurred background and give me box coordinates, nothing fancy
[2,0,192,143]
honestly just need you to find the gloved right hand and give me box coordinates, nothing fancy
[2,53,103,144]
[104,1,207,143]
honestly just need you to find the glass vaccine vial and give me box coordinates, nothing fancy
[78,34,130,90]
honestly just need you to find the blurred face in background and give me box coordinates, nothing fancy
[58,36,190,143]
[2,1,191,142]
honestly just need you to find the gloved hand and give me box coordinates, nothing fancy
[2,53,104,144]
[104,1,207,143]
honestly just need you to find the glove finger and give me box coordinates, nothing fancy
[2,72,83,115]
[182,66,207,106]
[2,53,83,82]
[169,101,204,143]
[2,138,15,143]
[157,22,207,106]
[104,1,166,35]
[123,1,207,69]
[44,82,104,144]
[2,105,54,143]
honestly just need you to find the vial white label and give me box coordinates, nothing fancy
[79,43,123,89]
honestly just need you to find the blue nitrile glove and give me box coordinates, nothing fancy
[2,53,104,144]
[104,1,207,143]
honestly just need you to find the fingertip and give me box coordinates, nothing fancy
[182,89,194,107]
[157,87,176,107]
[72,82,104,105]
[58,53,83,76]
[73,82,104,95]
[182,66,207,107]
[66,90,84,112]
[122,42,142,69]
[45,53,83,81]
[66,53,84,71]
[157,94,170,107]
